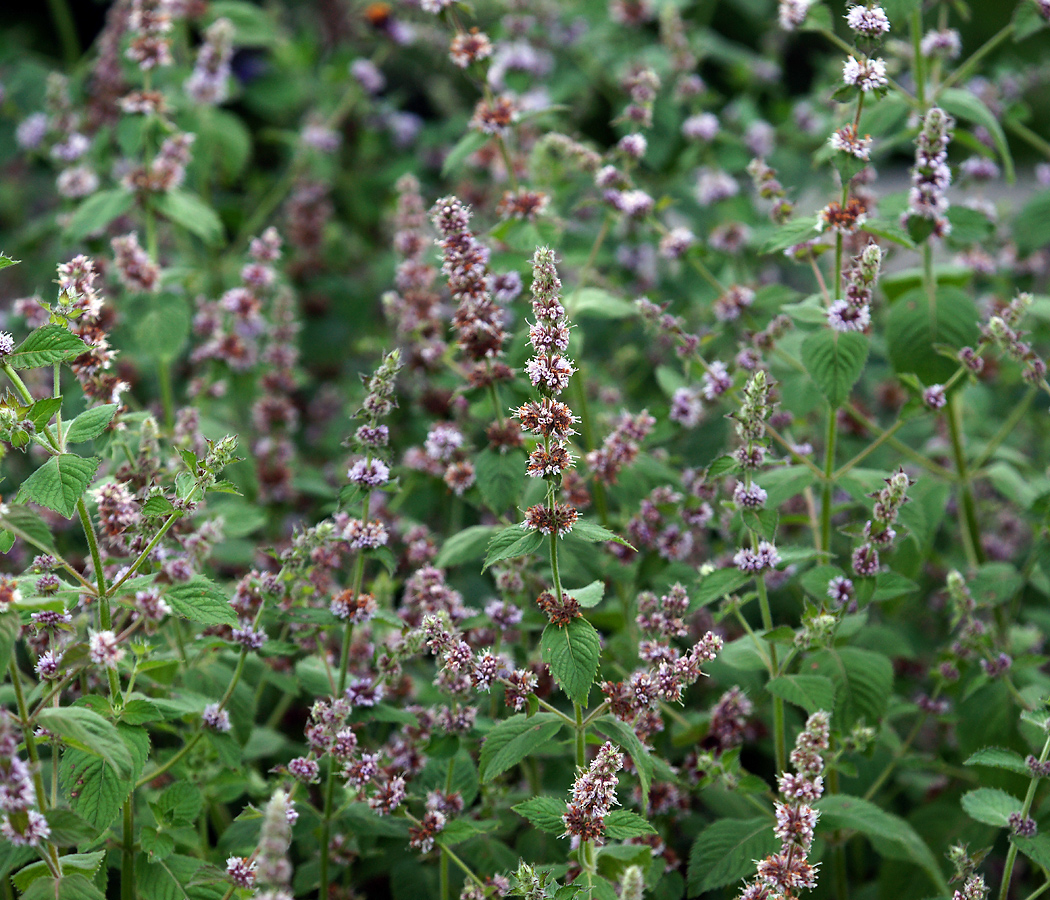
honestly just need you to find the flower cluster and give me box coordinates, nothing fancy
[983,293,1049,389]
[0,713,51,847]
[562,742,624,845]
[851,468,913,576]
[828,243,882,333]
[905,107,954,239]
[738,711,830,899]
[185,17,234,105]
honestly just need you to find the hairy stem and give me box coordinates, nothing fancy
[998,733,1050,900]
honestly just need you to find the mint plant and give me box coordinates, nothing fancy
[1,1,1050,899]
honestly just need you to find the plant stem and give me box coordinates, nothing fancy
[756,576,785,773]
[935,23,1013,97]
[1006,120,1050,159]
[945,393,985,569]
[46,0,80,67]
[972,387,1035,469]
[833,419,905,479]
[829,766,850,900]
[820,405,837,557]
[574,702,585,767]
[122,800,135,900]
[108,511,184,595]
[998,733,1050,900]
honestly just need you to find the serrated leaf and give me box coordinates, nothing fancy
[44,809,96,846]
[140,827,175,860]
[692,568,749,609]
[1013,833,1050,870]
[886,286,980,386]
[687,817,778,895]
[801,330,869,410]
[65,405,118,443]
[27,397,63,430]
[63,189,133,241]
[513,796,567,834]
[134,297,191,364]
[142,495,176,517]
[8,326,89,370]
[815,794,947,892]
[134,852,225,900]
[153,190,225,245]
[156,782,203,825]
[163,578,237,626]
[436,819,499,847]
[604,810,657,840]
[810,646,893,728]
[707,455,739,478]
[61,753,129,832]
[479,713,564,782]
[593,715,654,810]
[12,852,106,892]
[767,675,836,715]
[18,454,100,518]
[475,448,526,514]
[483,526,544,570]
[569,580,605,608]
[541,617,601,706]
[21,873,107,900]
[961,787,1023,828]
[435,525,496,568]
[939,88,1014,183]
[1013,0,1047,40]
[964,747,1030,776]
[0,254,20,270]
[759,217,823,254]
[37,707,133,776]
[569,519,635,548]
[442,131,489,177]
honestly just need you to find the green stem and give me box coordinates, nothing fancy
[946,393,985,569]
[0,517,95,593]
[122,800,135,900]
[820,405,838,558]
[574,702,586,767]
[756,576,785,774]
[833,419,905,479]
[108,511,183,596]
[935,23,1013,97]
[998,733,1050,900]
[829,766,850,900]
[912,9,927,109]
[46,0,80,67]
[972,387,1036,470]
[1006,120,1050,159]
[439,844,486,887]
[9,660,48,807]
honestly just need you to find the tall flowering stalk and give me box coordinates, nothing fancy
[737,711,830,900]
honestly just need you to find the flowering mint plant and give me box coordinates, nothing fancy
[1,0,1050,899]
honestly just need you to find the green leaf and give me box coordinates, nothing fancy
[207,0,280,45]
[1013,834,1050,870]
[140,827,175,860]
[8,326,88,370]
[687,817,779,895]
[593,715,654,810]
[153,190,225,245]
[569,580,605,608]
[692,568,749,609]
[27,397,63,430]
[442,131,489,177]
[513,796,567,835]
[435,525,496,569]
[483,526,544,570]
[810,646,893,728]
[815,794,947,892]
[961,787,1023,828]
[569,519,635,548]
[155,783,203,826]
[436,818,499,847]
[134,852,225,900]
[541,617,601,706]
[162,578,237,626]
[604,810,657,840]
[21,873,107,900]
[766,674,836,715]
[0,254,20,270]
[3,505,56,553]
[37,707,133,776]
[801,330,869,410]
[479,713,564,782]
[474,448,526,514]
[18,455,100,518]
[141,495,176,517]
[133,297,191,364]
[964,747,1030,777]
[885,286,981,385]
[65,405,118,443]
[44,809,96,846]
[64,189,133,242]
[1012,190,1050,257]
[566,287,637,319]
[759,217,823,254]
[939,88,1014,183]
[0,612,18,675]
[60,753,130,832]
[1013,0,1047,40]
[12,852,106,892]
